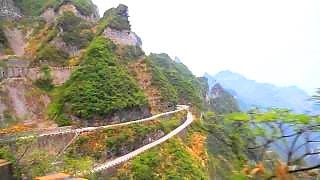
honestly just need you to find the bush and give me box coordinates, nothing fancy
[57,12,94,48]
[14,0,61,16]
[36,45,69,66]
[98,4,131,33]
[72,0,95,16]
[34,66,54,92]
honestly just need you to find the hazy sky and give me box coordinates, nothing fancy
[92,0,320,95]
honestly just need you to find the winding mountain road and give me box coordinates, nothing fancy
[86,105,193,175]
[39,105,188,137]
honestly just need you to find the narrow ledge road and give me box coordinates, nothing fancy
[85,105,193,175]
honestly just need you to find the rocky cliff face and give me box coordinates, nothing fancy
[0,0,21,19]
[103,27,142,47]
[102,4,142,47]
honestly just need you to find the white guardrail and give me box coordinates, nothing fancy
[82,105,192,175]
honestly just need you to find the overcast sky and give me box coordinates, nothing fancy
[92,0,320,95]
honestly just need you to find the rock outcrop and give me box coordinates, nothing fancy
[0,0,21,19]
[103,27,142,47]
[3,28,25,56]
[41,1,99,24]
[102,4,142,47]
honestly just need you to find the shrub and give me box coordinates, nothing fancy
[34,66,54,92]
[57,12,94,48]
[36,45,69,66]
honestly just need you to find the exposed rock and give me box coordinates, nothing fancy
[40,8,56,24]
[57,2,99,22]
[50,37,80,56]
[41,1,99,24]
[210,83,224,99]
[3,28,25,56]
[0,78,53,128]
[103,27,142,47]
[128,59,174,114]
[0,0,22,19]
[74,106,151,127]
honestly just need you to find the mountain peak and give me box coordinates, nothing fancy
[214,70,246,80]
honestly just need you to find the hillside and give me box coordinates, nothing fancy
[2,1,317,179]
[205,70,319,114]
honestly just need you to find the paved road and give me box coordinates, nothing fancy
[87,105,192,174]
[39,105,188,137]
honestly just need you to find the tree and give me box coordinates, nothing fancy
[206,109,320,178]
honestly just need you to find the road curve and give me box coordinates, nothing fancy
[85,106,193,175]
[39,105,188,137]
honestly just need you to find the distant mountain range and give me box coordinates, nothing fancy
[204,71,319,114]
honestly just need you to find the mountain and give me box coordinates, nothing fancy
[208,83,240,114]
[205,70,318,114]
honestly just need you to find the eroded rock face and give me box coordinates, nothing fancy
[103,27,142,47]
[50,37,80,56]
[58,3,99,22]
[3,28,25,56]
[0,79,53,128]
[0,0,22,19]
[40,8,56,24]
[41,2,99,24]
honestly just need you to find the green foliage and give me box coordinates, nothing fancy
[62,156,93,175]
[98,4,130,33]
[119,46,145,61]
[111,138,209,180]
[72,0,95,16]
[24,151,55,178]
[36,44,69,66]
[14,0,61,16]
[57,12,94,48]
[49,37,147,121]
[14,0,95,16]
[34,66,54,92]
[144,58,178,106]
[148,53,205,109]
[67,111,186,161]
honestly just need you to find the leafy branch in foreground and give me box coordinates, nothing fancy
[206,109,320,178]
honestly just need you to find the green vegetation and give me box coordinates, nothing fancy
[14,0,96,16]
[67,111,186,163]
[144,58,178,106]
[34,66,54,92]
[209,84,240,114]
[36,44,69,66]
[110,137,208,180]
[49,37,147,123]
[98,4,131,33]
[14,0,61,16]
[72,0,96,16]
[148,53,205,109]
[57,12,94,49]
